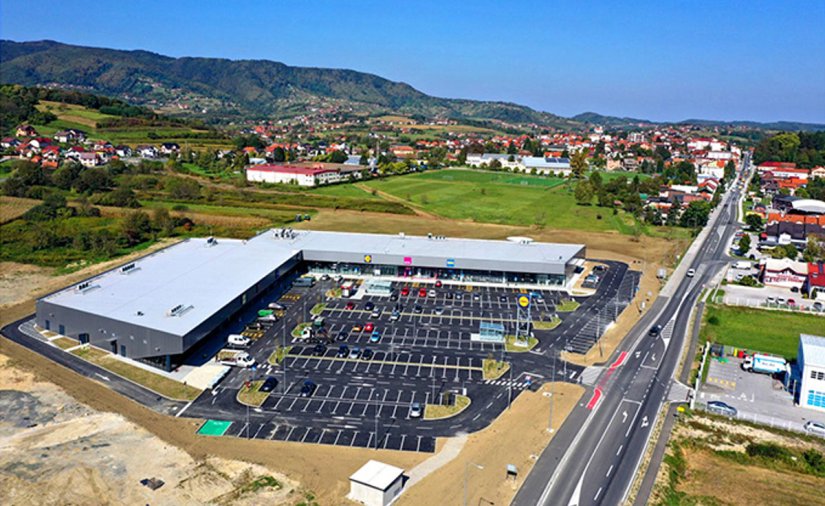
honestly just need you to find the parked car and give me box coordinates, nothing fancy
[445,291,454,300]
[390,292,399,301]
[409,402,422,418]
[428,289,437,297]
[313,344,327,356]
[418,288,428,297]
[413,305,423,314]
[364,301,375,311]
[364,322,375,332]
[707,400,738,417]
[336,345,349,358]
[788,298,796,306]
[687,268,696,277]
[473,293,481,301]
[345,301,355,310]
[349,347,361,359]
[777,297,787,304]
[268,302,285,310]
[337,331,349,341]
[370,331,381,343]
[649,324,663,337]
[352,324,363,332]
[804,421,825,437]
[362,348,374,360]
[454,292,463,300]
[766,296,776,304]
[259,376,278,392]
[320,274,330,281]
[435,280,443,288]
[499,295,507,302]
[371,308,381,318]
[434,306,444,315]
[227,334,251,348]
[300,380,317,397]
[813,301,824,312]
[390,310,400,321]
[401,286,410,296]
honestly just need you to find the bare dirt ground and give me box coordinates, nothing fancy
[398,383,584,506]
[648,413,825,506]
[0,352,298,506]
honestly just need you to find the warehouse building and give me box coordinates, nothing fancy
[36,230,585,368]
[798,334,825,413]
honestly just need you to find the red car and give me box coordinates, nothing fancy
[788,298,796,306]
[345,301,355,310]
[435,280,442,288]
[401,286,410,296]
[364,322,375,332]
[418,288,428,297]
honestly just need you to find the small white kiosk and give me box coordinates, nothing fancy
[347,460,405,506]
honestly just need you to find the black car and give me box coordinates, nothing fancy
[259,376,278,392]
[364,301,375,311]
[413,305,423,314]
[649,324,662,337]
[362,348,374,360]
[499,295,508,302]
[337,331,349,341]
[313,343,327,356]
[336,345,349,358]
[300,380,317,397]
[445,292,454,300]
[454,292,463,300]
[390,292,399,301]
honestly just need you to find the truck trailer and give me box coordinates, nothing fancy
[741,354,788,375]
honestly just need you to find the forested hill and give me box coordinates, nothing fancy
[0,39,579,128]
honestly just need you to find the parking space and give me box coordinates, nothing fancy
[187,261,638,451]
[699,356,816,433]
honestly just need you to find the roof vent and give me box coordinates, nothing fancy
[120,263,138,274]
[507,236,534,245]
[76,281,100,293]
[166,304,194,317]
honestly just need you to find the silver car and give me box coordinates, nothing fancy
[409,402,423,419]
[707,400,737,417]
[804,421,825,437]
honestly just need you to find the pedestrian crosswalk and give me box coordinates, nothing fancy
[579,366,603,386]
[483,378,530,390]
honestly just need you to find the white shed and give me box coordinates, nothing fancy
[347,460,405,506]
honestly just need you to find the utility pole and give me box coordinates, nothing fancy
[549,346,556,433]
[464,462,484,506]
[282,323,287,393]
[597,309,603,358]
[508,360,513,409]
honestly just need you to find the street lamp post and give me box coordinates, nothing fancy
[464,462,484,506]
[549,346,556,433]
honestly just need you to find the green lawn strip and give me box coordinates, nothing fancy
[52,337,80,350]
[482,358,510,380]
[311,184,381,199]
[504,334,539,352]
[237,380,269,407]
[424,394,471,420]
[310,303,326,316]
[268,346,293,365]
[556,299,580,312]
[701,304,824,359]
[69,345,110,362]
[532,317,561,330]
[291,322,311,338]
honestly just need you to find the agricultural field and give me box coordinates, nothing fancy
[32,100,231,149]
[361,169,643,233]
[700,304,825,359]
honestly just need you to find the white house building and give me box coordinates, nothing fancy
[246,164,340,187]
[760,258,808,289]
[798,334,825,413]
[347,460,405,506]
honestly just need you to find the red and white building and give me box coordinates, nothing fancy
[760,258,808,289]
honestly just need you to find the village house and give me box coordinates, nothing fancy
[760,258,808,289]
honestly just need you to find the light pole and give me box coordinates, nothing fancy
[597,309,603,358]
[549,346,556,433]
[464,462,484,506]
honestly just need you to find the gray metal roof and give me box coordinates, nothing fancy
[801,334,825,367]
[41,230,584,338]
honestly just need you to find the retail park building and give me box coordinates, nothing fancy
[35,230,585,368]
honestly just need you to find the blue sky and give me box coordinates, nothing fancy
[2,0,824,123]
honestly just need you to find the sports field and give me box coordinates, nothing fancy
[362,169,638,232]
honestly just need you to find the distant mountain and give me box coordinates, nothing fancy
[572,112,655,127]
[0,39,580,129]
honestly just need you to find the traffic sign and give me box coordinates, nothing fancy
[518,295,530,308]
[364,254,372,263]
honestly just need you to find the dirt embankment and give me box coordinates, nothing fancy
[0,352,299,506]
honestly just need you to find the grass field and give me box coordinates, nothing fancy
[701,305,825,359]
[424,394,471,419]
[361,169,641,233]
[310,184,380,199]
[237,380,270,407]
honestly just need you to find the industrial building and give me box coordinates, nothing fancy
[35,230,585,368]
[798,334,825,413]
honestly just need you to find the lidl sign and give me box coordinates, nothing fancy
[446,258,455,268]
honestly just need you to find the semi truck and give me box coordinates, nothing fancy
[293,276,315,287]
[741,354,788,375]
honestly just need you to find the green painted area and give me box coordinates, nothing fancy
[701,305,824,360]
[360,169,646,233]
[197,419,233,436]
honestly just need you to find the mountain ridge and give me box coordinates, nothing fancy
[2,39,823,131]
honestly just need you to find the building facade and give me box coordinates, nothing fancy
[798,334,825,413]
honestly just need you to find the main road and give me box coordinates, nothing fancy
[513,152,749,506]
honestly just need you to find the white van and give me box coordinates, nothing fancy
[227,334,251,348]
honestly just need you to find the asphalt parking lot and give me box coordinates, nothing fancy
[699,356,821,433]
[184,260,639,451]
